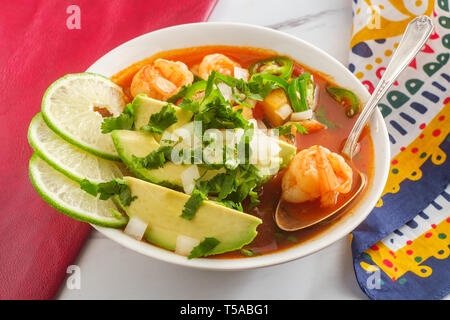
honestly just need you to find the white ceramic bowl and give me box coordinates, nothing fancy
[88,22,390,270]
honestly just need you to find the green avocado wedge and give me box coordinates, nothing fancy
[122,176,262,255]
[133,94,192,137]
[111,130,196,189]
[111,129,296,189]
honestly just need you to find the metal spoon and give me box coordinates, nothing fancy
[275,16,434,232]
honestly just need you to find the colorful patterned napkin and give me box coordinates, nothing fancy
[349,0,449,300]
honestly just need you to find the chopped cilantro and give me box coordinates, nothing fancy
[240,248,261,257]
[180,163,262,219]
[274,123,308,136]
[101,103,134,133]
[188,237,220,259]
[194,95,249,132]
[140,104,178,134]
[203,71,216,101]
[204,170,238,201]
[132,146,173,170]
[287,235,299,243]
[214,73,279,105]
[180,188,207,220]
[316,105,340,129]
[80,179,137,206]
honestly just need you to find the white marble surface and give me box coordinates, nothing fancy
[58,0,367,300]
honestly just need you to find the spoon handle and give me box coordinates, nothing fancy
[342,16,434,159]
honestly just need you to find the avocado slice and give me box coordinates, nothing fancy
[112,130,194,189]
[112,129,296,189]
[122,176,262,255]
[133,94,192,136]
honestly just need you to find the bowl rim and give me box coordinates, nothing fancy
[89,22,391,270]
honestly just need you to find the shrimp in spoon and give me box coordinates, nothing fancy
[281,145,353,207]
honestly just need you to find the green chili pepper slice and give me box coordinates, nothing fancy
[287,72,315,112]
[287,78,302,112]
[167,80,207,104]
[326,86,361,117]
[249,56,294,80]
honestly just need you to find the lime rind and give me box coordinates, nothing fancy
[41,73,125,161]
[29,154,128,227]
[28,113,127,184]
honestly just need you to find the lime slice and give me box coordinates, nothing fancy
[28,113,128,184]
[29,154,128,227]
[41,73,126,161]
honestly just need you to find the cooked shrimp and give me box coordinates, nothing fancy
[130,58,194,100]
[282,145,352,207]
[198,53,242,79]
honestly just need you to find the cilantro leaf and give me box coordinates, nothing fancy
[293,123,309,134]
[274,124,293,136]
[166,85,189,104]
[240,248,260,257]
[204,170,237,201]
[181,188,207,220]
[80,179,137,206]
[188,237,220,259]
[194,95,249,132]
[80,179,99,196]
[274,123,308,137]
[203,71,216,101]
[316,105,339,129]
[132,146,174,170]
[101,103,134,133]
[216,200,243,211]
[140,104,178,134]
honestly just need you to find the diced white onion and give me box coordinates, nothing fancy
[248,119,267,133]
[217,83,233,102]
[249,132,282,166]
[234,67,249,81]
[291,109,313,121]
[256,120,267,130]
[312,82,319,110]
[124,216,148,241]
[275,104,293,120]
[181,165,200,195]
[175,235,200,256]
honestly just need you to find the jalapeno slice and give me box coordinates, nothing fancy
[249,56,294,80]
[287,72,315,112]
[326,86,360,117]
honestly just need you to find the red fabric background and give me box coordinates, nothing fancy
[0,0,217,300]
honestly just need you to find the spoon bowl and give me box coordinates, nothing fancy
[275,169,367,231]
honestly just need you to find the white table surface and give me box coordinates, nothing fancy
[58,0,368,300]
